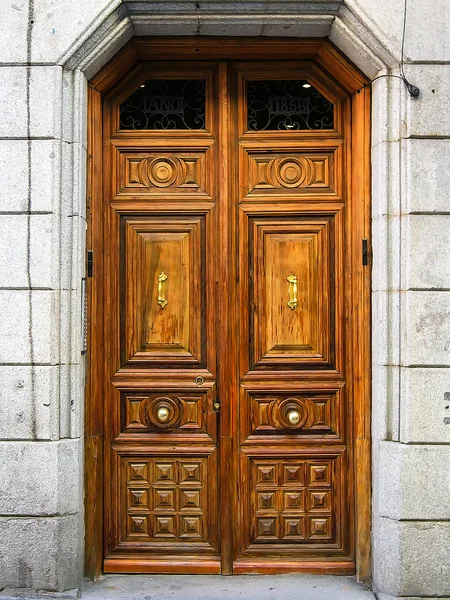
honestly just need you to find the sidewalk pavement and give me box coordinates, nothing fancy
[1,574,377,600]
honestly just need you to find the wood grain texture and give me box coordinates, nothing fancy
[86,39,371,579]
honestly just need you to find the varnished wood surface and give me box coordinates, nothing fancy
[86,39,371,580]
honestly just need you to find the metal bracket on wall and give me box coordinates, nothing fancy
[81,277,88,355]
[362,239,369,266]
[87,250,93,277]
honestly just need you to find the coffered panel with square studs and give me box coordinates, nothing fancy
[119,455,218,550]
[245,456,342,548]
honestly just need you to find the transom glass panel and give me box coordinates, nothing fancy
[247,80,334,131]
[120,79,206,130]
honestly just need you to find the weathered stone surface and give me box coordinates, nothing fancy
[0,290,57,364]
[401,292,450,366]
[0,0,28,64]
[0,140,61,214]
[402,215,450,290]
[0,67,63,139]
[0,365,59,441]
[400,367,450,443]
[372,365,400,441]
[374,518,450,597]
[404,139,450,214]
[400,0,450,62]
[404,65,450,138]
[397,521,450,597]
[0,214,55,289]
[372,291,400,366]
[0,515,82,592]
[378,441,450,520]
[0,68,28,138]
[0,439,82,516]
[31,0,119,64]
[373,516,402,597]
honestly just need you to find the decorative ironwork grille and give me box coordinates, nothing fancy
[247,80,334,131]
[120,79,206,130]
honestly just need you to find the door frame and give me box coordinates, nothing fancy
[85,37,371,581]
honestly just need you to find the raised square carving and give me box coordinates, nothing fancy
[127,515,150,538]
[128,489,150,510]
[309,516,332,539]
[180,490,201,510]
[308,464,331,487]
[255,517,278,540]
[256,464,277,485]
[283,490,304,511]
[281,464,305,486]
[281,517,306,540]
[180,515,203,538]
[128,462,149,484]
[180,462,202,484]
[154,489,175,510]
[257,491,276,510]
[308,490,330,511]
[154,462,176,484]
[154,515,176,537]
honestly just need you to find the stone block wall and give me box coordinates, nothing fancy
[0,1,448,597]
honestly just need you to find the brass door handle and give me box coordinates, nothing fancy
[287,273,298,310]
[157,271,168,309]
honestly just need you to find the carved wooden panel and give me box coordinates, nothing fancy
[241,149,336,199]
[120,389,217,441]
[247,215,337,370]
[241,388,343,442]
[118,453,218,550]
[115,148,213,199]
[249,457,336,545]
[121,214,208,367]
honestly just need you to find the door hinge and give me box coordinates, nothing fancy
[87,250,93,277]
[362,239,369,266]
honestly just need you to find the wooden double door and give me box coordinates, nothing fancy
[87,40,371,577]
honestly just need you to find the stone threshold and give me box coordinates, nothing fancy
[1,574,376,600]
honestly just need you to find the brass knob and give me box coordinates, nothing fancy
[287,409,300,425]
[157,406,170,422]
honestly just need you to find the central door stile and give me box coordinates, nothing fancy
[217,60,234,575]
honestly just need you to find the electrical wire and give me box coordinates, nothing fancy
[368,0,420,97]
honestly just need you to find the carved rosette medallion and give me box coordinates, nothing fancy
[147,158,178,187]
[132,155,200,190]
[273,157,313,188]
[269,397,315,430]
[140,396,180,429]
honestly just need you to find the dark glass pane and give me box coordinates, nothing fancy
[247,80,334,131]
[120,79,206,130]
